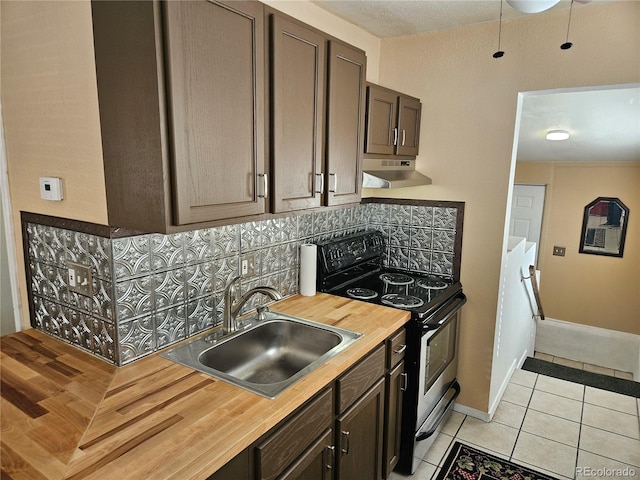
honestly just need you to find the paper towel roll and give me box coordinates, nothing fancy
[299,243,317,296]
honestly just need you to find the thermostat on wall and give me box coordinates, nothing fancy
[39,177,64,201]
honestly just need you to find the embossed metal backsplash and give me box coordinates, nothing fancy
[25,201,460,365]
[366,202,459,276]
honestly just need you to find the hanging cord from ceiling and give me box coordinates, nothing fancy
[561,0,575,49]
[494,0,579,57]
[493,0,505,58]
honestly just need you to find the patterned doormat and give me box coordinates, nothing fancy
[522,357,640,398]
[435,442,559,480]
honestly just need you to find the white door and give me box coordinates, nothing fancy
[509,184,546,262]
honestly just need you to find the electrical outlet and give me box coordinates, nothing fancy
[553,246,566,257]
[241,253,256,277]
[67,261,93,296]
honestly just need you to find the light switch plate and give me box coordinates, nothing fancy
[553,246,566,256]
[67,261,93,296]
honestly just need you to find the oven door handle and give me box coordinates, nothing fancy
[422,294,466,334]
[416,380,460,442]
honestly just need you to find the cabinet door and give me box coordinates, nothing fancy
[396,96,421,156]
[336,378,385,480]
[278,429,335,480]
[256,388,333,480]
[364,86,397,155]
[271,15,325,213]
[163,0,267,225]
[207,449,250,480]
[325,41,366,206]
[383,361,405,478]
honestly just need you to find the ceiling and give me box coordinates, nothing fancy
[312,0,640,164]
[517,86,640,163]
[311,0,579,38]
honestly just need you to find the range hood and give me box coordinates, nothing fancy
[362,159,432,189]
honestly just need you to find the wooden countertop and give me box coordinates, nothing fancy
[1,294,409,480]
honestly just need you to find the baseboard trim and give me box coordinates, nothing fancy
[453,403,491,422]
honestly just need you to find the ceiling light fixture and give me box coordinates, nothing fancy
[546,130,570,141]
[561,0,575,49]
[493,0,505,58]
[506,0,561,14]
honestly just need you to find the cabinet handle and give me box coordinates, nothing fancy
[402,129,406,146]
[329,173,337,193]
[325,445,335,472]
[341,431,350,454]
[401,372,408,392]
[257,173,268,199]
[394,344,406,354]
[315,173,324,194]
[393,127,398,146]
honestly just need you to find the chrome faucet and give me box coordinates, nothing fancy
[223,276,283,334]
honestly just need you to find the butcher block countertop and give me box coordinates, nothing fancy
[1,294,409,480]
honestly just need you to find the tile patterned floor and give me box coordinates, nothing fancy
[390,367,640,480]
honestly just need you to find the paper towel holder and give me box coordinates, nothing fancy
[299,243,317,296]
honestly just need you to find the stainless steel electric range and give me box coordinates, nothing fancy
[316,229,466,475]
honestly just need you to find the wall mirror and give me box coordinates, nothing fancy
[579,197,629,257]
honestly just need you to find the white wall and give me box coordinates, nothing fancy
[536,318,640,380]
[489,237,538,415]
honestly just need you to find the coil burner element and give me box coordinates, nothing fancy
[346,288,378,300]
[381,294,424,309]
[380,273,414,286]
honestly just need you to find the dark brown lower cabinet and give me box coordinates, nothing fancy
[383,360,405,478]
[278,428,334,480]
[207,448,249,480]
[336,378,386,480]
[256,388,333,480]
[208,336,405,480]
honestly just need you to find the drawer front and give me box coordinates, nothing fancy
[337,345,386,413]
[387,328,407,368]
[256,387,333,480]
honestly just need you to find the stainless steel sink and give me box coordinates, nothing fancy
[161,311,361,398]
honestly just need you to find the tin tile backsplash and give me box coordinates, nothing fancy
[25,201,461,365]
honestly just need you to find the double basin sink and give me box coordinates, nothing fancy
[161,311,361,398]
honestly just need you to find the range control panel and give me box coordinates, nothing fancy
[317,230,385,274]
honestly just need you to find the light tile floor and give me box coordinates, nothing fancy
[391,368,640,480]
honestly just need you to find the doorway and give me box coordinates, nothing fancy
[509,184,546,265]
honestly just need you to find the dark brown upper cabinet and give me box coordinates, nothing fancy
[364,83,422,158]
[270,15,325,213]
[396,96,421,156]
[93,1,366,233]
[164,0,267,225]
[92,0,267,233]
[325,41,367,206]
[269,12,366,212]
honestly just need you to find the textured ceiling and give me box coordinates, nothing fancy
[517,86,640,163]
[311,0,577,38]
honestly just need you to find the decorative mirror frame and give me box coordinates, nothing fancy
[579,197,629,258]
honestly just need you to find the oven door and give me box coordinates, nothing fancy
[417,298,462,420]
[410,295,464,472]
